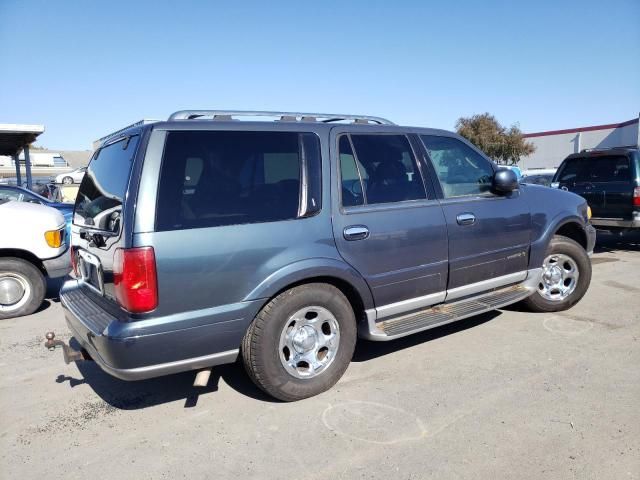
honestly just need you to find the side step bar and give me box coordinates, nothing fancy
[360,272,540,341]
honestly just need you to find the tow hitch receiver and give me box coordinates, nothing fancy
[44,332,89,364]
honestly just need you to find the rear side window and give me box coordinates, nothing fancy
[338,134,426,206]
[420,135,494,198]
[74,135,139,231]
[587,156,631,182]
[156,131,321,230]
[557,156,631,183]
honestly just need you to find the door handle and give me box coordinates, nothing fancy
[344,225,369,241]
[456,213,476,226]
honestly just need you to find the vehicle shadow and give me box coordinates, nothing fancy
[56,310,502,409]
[594,230,640,253]
[60,356,279,407]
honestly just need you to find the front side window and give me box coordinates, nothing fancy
[556,158,584,184]
[420,135,494,198]
[156,131,320,231]
[338,134,426,206]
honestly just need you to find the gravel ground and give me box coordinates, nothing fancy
[1,231,639,479]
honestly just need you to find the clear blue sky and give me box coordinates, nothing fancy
[1,0,639,150]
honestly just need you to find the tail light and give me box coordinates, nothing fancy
[113,246,158,313]
[633,186,640,207]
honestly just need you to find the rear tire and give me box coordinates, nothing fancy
[0,258,46,319]
[522,235,591,313]
[242,283,356,401]
[62,176,73,185]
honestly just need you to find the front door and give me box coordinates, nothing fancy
[330,128,449,317]
[418,134,532,299]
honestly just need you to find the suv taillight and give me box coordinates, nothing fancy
[634,187,640,207]
[113,246,158,313]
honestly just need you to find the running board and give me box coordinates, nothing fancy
[360,279,538,341]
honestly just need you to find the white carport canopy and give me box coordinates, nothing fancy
[0,123,45,188]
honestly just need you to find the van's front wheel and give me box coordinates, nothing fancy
[242,283,356,401]
[0,258,46,319]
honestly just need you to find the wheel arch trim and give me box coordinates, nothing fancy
[244,258,375,312]
[530,213,587,268]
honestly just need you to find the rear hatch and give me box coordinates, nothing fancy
[554,154,635,220]
[72,135,140,307]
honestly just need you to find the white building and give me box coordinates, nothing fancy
[519,116,639,170]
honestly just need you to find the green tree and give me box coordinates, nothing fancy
[456,113,535,165]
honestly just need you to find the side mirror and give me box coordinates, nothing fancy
[493,168,519,194]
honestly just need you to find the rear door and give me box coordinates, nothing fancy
[73,135,139,303]
[330,128,449,316]
[418,135,532,297]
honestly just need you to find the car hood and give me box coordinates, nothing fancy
[0,200,66,229]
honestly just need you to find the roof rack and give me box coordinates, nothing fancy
[168,110,395,125]
[580,144,638,153]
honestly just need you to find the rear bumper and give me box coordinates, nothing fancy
[43,249,71,278]
[591,215,640,229]
[60,280,262,380]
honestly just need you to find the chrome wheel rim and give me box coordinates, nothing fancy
[278,306,340,379]
[62,177,73,184]
[0,273,31,312]
[538,253,579,302]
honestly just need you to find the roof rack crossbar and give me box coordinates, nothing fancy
[580,144,638,153]
[168,110,395,125]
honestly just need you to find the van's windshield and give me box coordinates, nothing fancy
[74,135,139,232]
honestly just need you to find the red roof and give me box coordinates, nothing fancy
[523,117,639,138]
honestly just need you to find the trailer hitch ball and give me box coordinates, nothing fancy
[45,331,61,351]
[43,331,86,364]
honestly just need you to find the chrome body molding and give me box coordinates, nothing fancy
[376,291,446,319]
[444,270,527,302]
[360,268,542,341]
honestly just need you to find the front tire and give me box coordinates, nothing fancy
[62,176,73,185]
[242,283,357,401]
[522,235,591,313]
[0,258,46,319]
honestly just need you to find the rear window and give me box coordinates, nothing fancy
[156,131,321,231]
[557,155,631,183]
[74,135,139,231]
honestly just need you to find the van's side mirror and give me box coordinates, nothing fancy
[493,168,519,194]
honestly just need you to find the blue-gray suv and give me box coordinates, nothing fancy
[54,110,596,401]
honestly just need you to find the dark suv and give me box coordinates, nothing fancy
[53,110,595,401]
[553,146,640,231]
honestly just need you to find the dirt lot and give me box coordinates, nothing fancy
[2,232,639,479]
